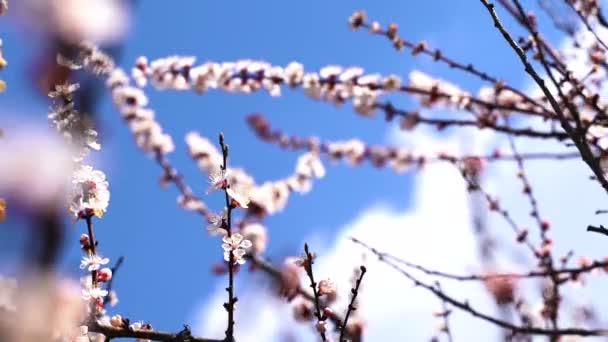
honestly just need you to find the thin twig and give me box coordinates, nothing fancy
[219,133,236,342]
[339,265,366,342]
[351,236,608,337]
[303,243,328,341]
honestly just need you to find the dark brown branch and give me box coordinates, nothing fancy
[303,243,328,341]
[563,0,608,51]
[478,0,608,196]
[219,133,236,342]
[587,224,608,236]
[249,255,348,330]
[355,17,549,115]
[87,321,223,342]
[349,237,608,282]
[350,237,608,337]
[339,265,366,342]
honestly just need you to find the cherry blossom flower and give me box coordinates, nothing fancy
[227,183,251,208]
[80,254,110,271]
[81,287,108,301]
[318,279,337,297]
[207,208,227,236]
[293,251,316,268]
[185,131,223,172]
[249,181,288,213]
[69,165,110,218]
[207,167,229,193]
[296,152,326,178]
[97,268,113,282]
[315,320,328,334]
[284,62,304,86]
[320,65,343,79]
[222,233,253,265]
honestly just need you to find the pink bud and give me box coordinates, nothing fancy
[98,267,113,282]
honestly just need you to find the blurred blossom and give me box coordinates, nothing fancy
[0,197,5,222]
[0,276,17,311]
[240,222,268,254]
[16,0,129,44]
[0,275,86,342]
[0,127,74,210]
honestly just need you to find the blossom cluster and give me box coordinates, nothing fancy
[66,44,173,157]
[69,165,110,219]
[48,82,101,161]
[133,55,407,116]
[408,70,471,109]
[187,131,326,216]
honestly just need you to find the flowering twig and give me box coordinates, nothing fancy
[349,236,608,284]
[434,282,454,342]
[563,0,608,51]
[339,265,366,342]
[348,10,549,115]
[103,256,124,306]
[86,320,223,342]
[218,133,237,342]
[247,112,579,171]
[302,243,327,341]
[351,236,608,337]
[478,0,608,196]
[249,255,348,331]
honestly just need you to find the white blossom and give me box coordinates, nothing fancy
[296,152,326,178]
[227,182,251,208]
[81,287,108,301]
[69,165,110,218]
[207,208,227,236]
[222,233,253,265]
[185,132,223,172]
[80,254,110,271]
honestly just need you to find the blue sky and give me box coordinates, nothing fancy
[1,1,596,340]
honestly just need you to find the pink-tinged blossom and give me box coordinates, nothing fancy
[112,85,148,109]
[207,167,229,193]
[296,152,326,179]
[106,69,129,89]
[249,181,290,214]
[207,208,227,236]
[339,67,364,82]
[69,165,110,218]
[0,276,16,312]
[319,65,343,79]
[10,277,86,341]
[80,254,109,271]
[240,222,268,254]
[318,279,337,296]
[284,62,305,86]
[16,0,129,44]
[97,268,113,282]
[222,233,253,265]
[185,132,223,172]
[0,128,74,209]
[408,70,470,108]
[227,183,251,208]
